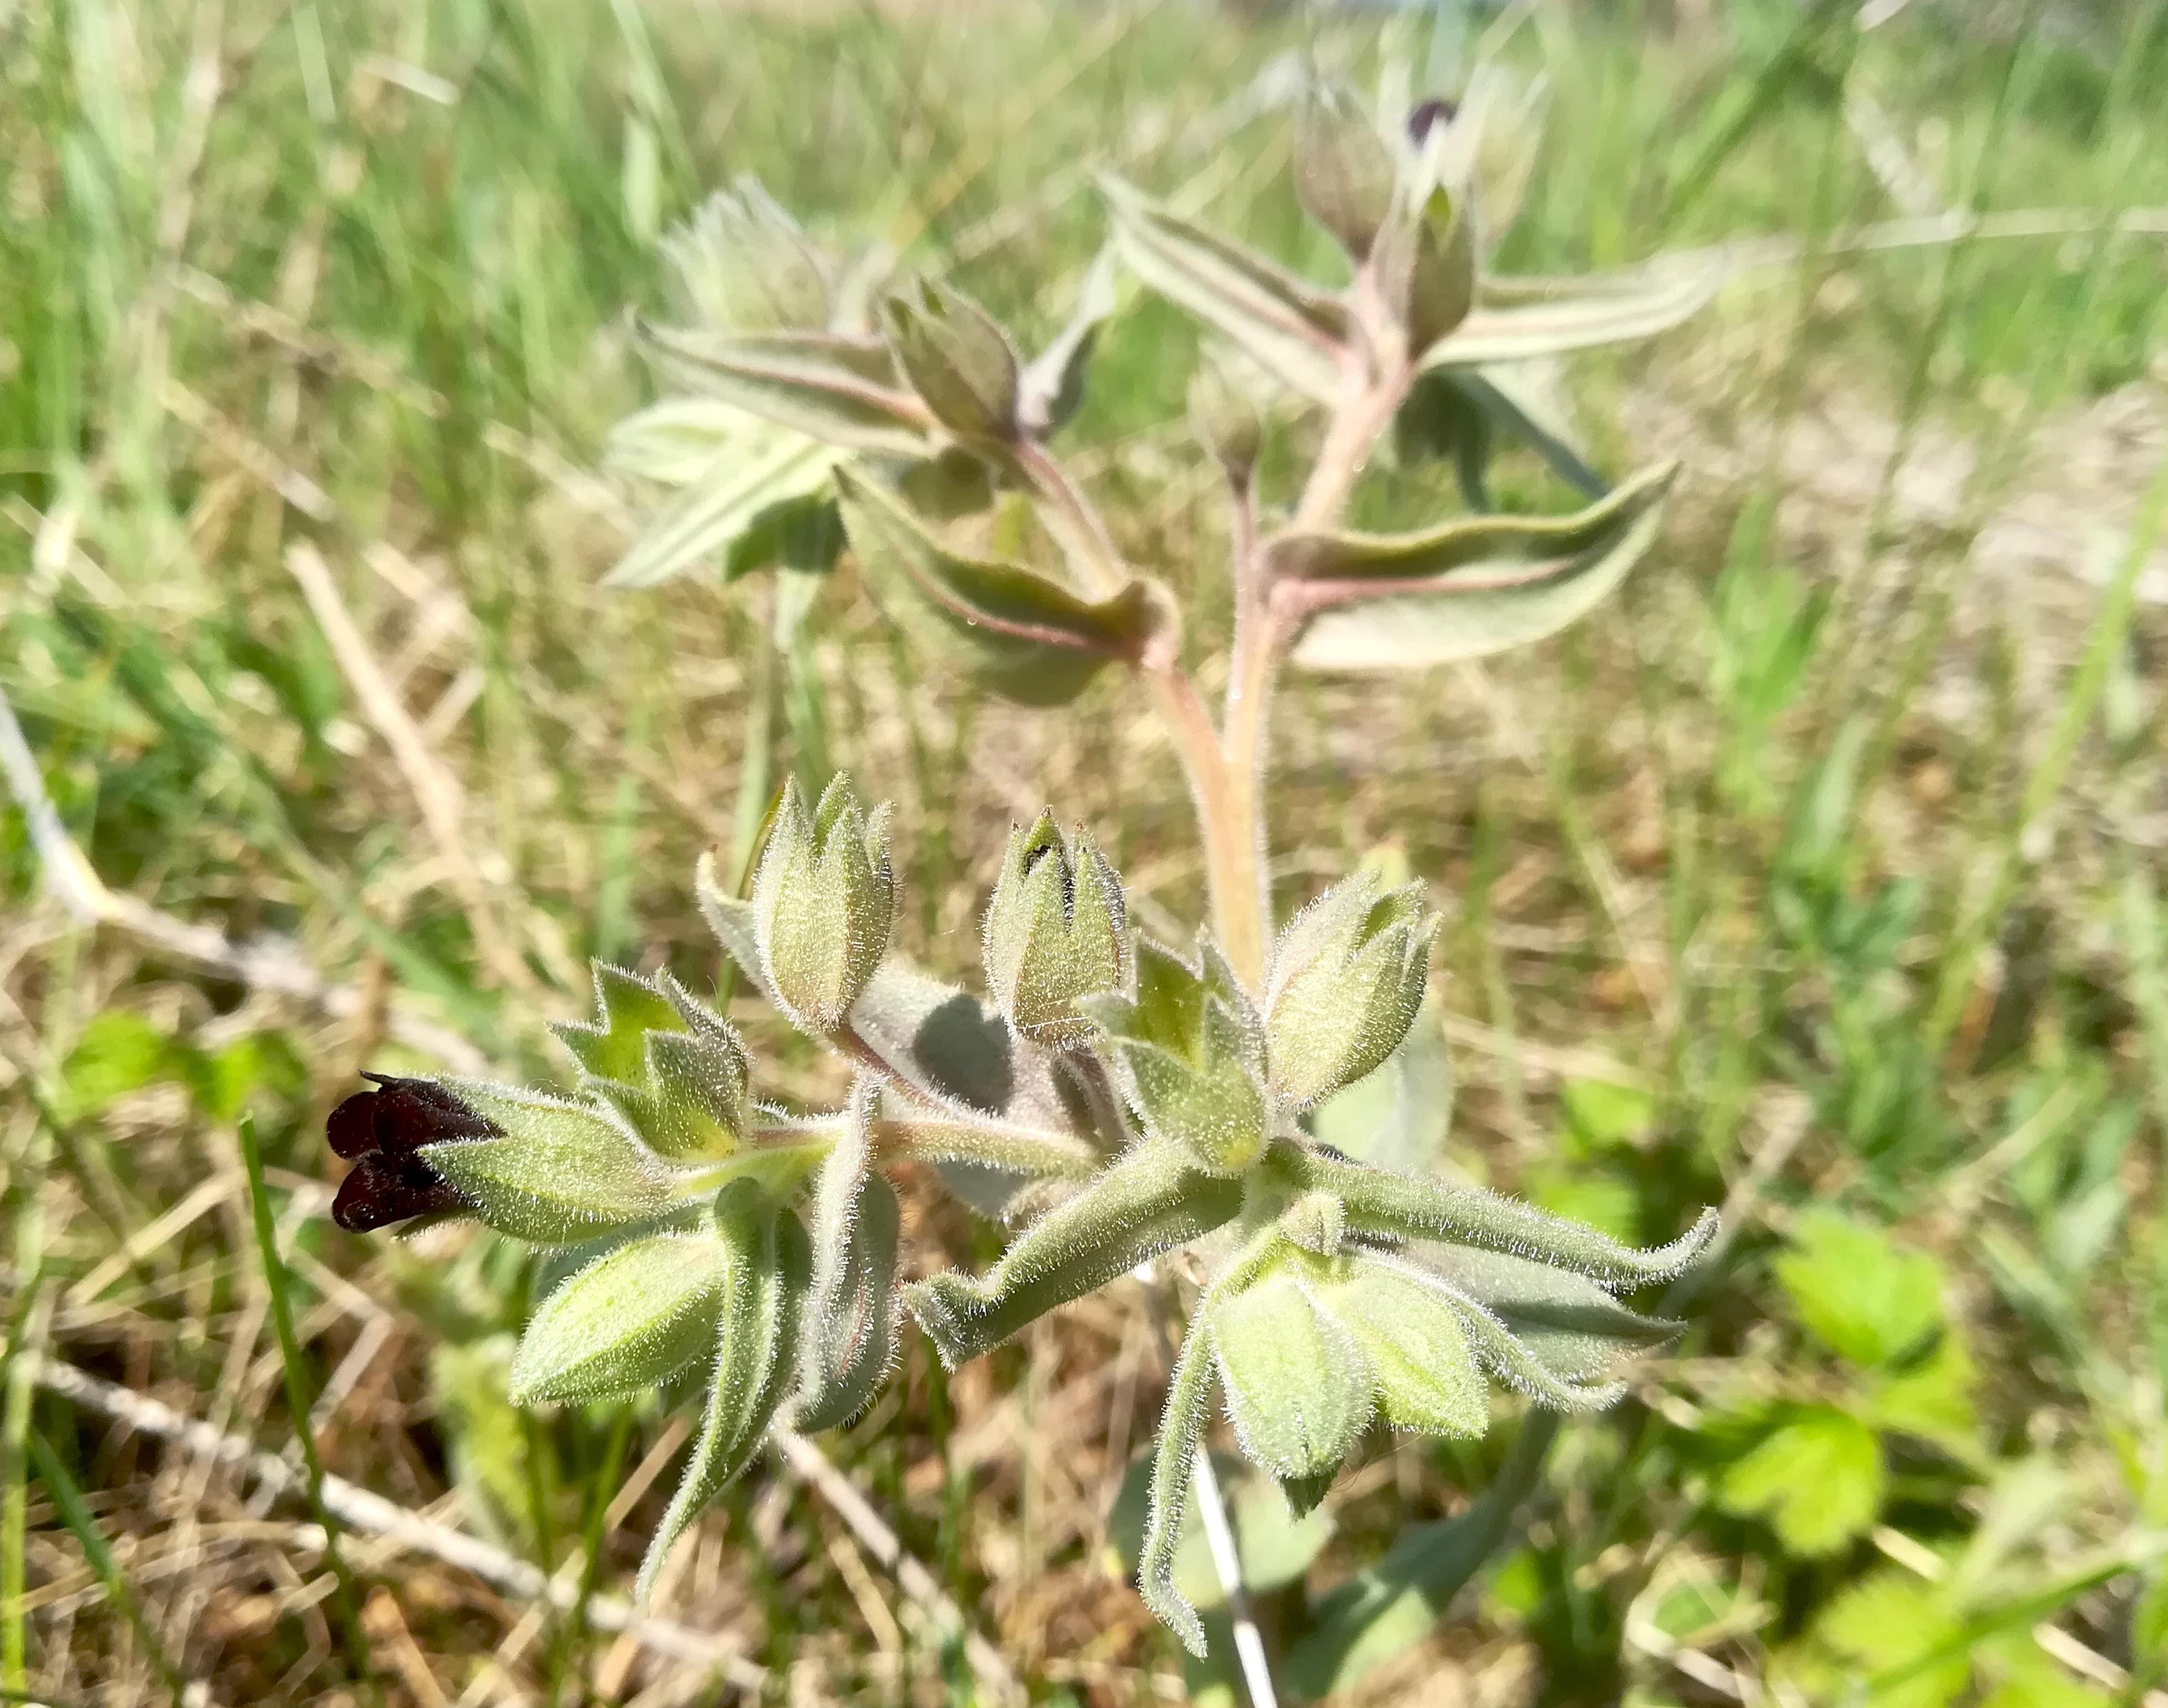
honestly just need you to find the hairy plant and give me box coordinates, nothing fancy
[330,71,1724,1655]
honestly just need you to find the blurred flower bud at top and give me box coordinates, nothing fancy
[879,278,1022,442]
[983,811,1130,1048]
[1264,873,1438,1104]
[663,177,832,333]
[754,774,896,1032]
[1295,82,1397,261]
[1188,348,1267,487]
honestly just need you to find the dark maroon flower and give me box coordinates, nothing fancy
[1407,98,1458,145]
[328,1073,496,1233]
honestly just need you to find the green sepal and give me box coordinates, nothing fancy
[635,1181,811,1601]
[1279,1138,1716,1291]
[1265,873,1438,1105]
[982,811,1131,1048]
[752,773,896,1033]
[1208,1268,1371,1481]
[1087,938,1270,1175]
[833,467,1172,707]
[904,1140,1244,1368]
[879,278,1022,442]
[792,1080,901,1433]
[422,1081,670,1246]
[508,1233,730,1406]
[1324,1254,1490,1438]
[552,963,683,1083]
[1138,1309,1218,1657]
[557,966,752,1161]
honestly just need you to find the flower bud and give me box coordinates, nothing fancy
[1208,1264,1371,1480]
[878,278,1021,442]
[665,177,832,333]
[753,774,896,1033]
[1295,83,1396,261]
[1187,350,1265,488]
[982,811,1130,1048]
[1374,174,1476,357]
[1265,873,1438,1105]
[1087,939,1270,1175]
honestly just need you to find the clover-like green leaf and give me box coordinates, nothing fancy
[1210,1269,1372,1481]
[1281,1139,1716,1291]
[640,323,933,457]
[1273,462,1677,671]
[1099,175,1351,404]
[834,467,1170,707]
[636,1182,810,1600]
[1719,1407,1885,1557]
[905,1139,1244,1368]
[509,1233,729,1405]
[422,1081,670,1245]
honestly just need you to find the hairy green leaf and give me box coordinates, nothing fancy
[640,323,931,457]
[1099,175,1350,403]
[1281,1139,1716,1291]
[1139,1311,1217,1657]
[1423,1243,1680,1382]
[1429,257,1725,365]
[509,1233,729,1405]
[906,1140,1244,1367]
[1276,463,1676,671]
[794,1084,901,1432]
[636,1183,809,1600]
[1326,1257,1488,1437]
[834,467,1169,706]
[606,432,844,590]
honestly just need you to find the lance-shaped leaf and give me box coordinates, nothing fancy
[1324,1256,1490,1438]
[422,1081,670,1245]
[606,434,844,590]
[605,398,767,487]
[1275,1138,1716,1292]
[1018,247,1119,439]
[1275,463,1676,672]
[904,1140,1244,1367]
[636,1182,809,1600]
[793,1081,901,1433]
[1099,175,1352,405]
[1210,1269,1372,1480]
[509,1234,730,1405]
[1139,1311,1218,1657]
[640,323,933,457]
[834,467,1170,707]
[1424,256,1726,368]
[1421,1242,1682,1384]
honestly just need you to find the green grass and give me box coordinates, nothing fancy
[5,0,2168,1702]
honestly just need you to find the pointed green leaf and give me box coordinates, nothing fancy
[1428,257,1726,366]
[834,466,1169,706]
[1281,1138,1716,1291]
[1139,1311,1217,1657]
[1019,247,1119,439]
[794,1084,901,1433]
[422,1082,669,1245]
[1210,1271,1371,1479]
[1099,175,1351,404]
[636,1184,809,1600]
[1277,463,1676,671]
[1421,1243,1679,1382]
[905,1140,1244,1368]
[606,434,844,590]
[603,398,763,487]
[509,1234,729,1405]
[640,323,932,457]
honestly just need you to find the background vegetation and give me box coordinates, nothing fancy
[4,0,2168,1702]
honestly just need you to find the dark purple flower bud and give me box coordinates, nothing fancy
[1407,98,1458,144]
[327,1073,497,1233]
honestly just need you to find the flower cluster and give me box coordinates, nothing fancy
[333,776,1713,1638]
